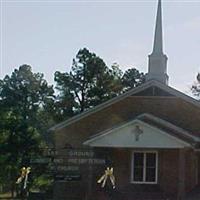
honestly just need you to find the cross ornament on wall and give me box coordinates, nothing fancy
[132,125,143,141]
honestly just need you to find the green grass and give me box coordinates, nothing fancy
[0,192,20,199]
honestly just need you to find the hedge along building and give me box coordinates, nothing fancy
[49,0,200,199]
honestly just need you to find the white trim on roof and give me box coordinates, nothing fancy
[83,119,191,148]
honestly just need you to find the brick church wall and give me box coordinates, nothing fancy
[159,149,179,195]
[185,149,198,192]
[52,96,200,199]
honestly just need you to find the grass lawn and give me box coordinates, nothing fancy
[0,192,20,199]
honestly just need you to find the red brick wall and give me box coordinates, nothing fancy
[185,149,198,192]
[159,149,179,195]
[95,149,180,195]
[53,148,199,199]
[101,149,197,196]
[112,148,131,188]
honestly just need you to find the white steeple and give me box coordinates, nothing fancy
[146,0,169,85]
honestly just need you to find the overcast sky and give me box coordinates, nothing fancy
[1,0,200,95]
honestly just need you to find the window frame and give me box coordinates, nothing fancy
[131,150,158,184]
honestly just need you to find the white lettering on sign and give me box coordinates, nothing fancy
[67,158,105,165]
[56,165,79,171]
[68,150,94,157]
[54,158,64,164]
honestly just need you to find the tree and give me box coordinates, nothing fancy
[54,48,123,118]
[87,63,123,108]
[192,73,200,99]
[0,65,55,196]
[55,48,145,120]
[122,68,145,92]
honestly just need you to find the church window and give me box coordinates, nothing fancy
[131,151,158,184]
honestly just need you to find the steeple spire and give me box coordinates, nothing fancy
[152,0,163,54]
[146,0,169,85]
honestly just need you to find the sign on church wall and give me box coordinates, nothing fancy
[37,148,106,181]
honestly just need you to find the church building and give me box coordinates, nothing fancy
[49,1,200,199]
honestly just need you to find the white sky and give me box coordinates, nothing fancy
[1,0,200,95]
